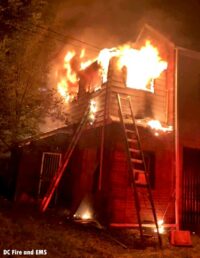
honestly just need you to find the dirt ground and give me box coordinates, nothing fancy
[0,198,200,258]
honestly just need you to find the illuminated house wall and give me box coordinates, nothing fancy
[96,35,175,225]
[177,48,200,231]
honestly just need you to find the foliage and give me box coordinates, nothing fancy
[1,0,200,152]
[0,0,66,150]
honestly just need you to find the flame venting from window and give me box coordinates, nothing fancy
[117,41,167,92]
[56,41,167,102]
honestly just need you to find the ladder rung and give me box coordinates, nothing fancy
[120,105,130,111]
[123,116,133,122]
[134,169,145,174]
[119,96,128,100]
[131,158,143,164]
[128,139,137,143]
[122,114,131,117]
[120,104,130,108]
[125,129,136,134]
[136,182,148,186]
[124,121,134,126]
[129,148,140,154]
[123,120,133,125]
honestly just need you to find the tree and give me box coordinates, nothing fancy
[0,0,67,151]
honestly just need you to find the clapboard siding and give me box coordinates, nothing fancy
[66,83,169,127]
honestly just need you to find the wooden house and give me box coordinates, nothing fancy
[13,24,200,232]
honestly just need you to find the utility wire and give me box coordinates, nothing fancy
[6,23,88,50]
[5,22,100,53]
[33,23,101,50]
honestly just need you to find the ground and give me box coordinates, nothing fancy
[0,198,200,258]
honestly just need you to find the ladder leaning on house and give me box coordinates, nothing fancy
[117,93,162,247]
[40,104,90,212]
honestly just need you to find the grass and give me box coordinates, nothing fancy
[0,199,200,258]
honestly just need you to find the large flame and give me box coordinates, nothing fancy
[97,48,118,83]
[117,41,167,92]
[64,51,77,83]
[56,41,167,101]
[56,49,95,102]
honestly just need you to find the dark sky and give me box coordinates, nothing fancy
[50,0,200,51]
[1,0,200,51]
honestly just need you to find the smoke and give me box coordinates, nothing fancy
[48,0,200,56]
[76,1,200,45]
[47,0,200,92]
[44,0,200,131]
[47,0,188,87]
[50,0,144,49]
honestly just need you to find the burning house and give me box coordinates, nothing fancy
[13,24,200,233]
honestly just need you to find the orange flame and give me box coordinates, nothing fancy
[97,48,118,83]
[57,41,168,101]
[117,41,167,92]
[97,41,168,92]
[57,79,70,102]
[64,51,77,84]
[147,120,173,134]
[57,49,95,102]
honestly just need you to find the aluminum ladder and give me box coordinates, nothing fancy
[40,104,90,212]
[117,93,162,247]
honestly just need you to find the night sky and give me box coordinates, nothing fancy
[47,0,200,51]
[1,0,200,52]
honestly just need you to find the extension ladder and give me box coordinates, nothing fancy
[117,93,162,247]
[40,104,90,212]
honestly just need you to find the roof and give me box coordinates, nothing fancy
[136,23,200,55]
[135,24,175,47]
[176,46,200,60]
[17,126,73,148]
